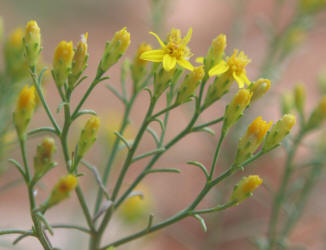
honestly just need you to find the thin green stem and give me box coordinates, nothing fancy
[0,230,32,235]
[192,117,224,132]
[209,132,225,179]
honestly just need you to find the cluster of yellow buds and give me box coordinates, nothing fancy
[234,117,272,165]
[175,66,205,104]
[222,89,252,134]
[68,33,89,88]
[13,85,36,139]
[23,20,41,68]
[42,174,78,211]
[100,27,131,73]
[306,96,326,130]
[77,116,100,159]
[33,137,56,180]
[230,175,263,204]
[131,43,152,92]
[52,40,75,86]
[263,114,296,152]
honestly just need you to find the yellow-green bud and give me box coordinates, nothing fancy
[230,175,263,204]
[294,84,306,114]
[23,20,41,68]
[283,27,306,53]
[69,33,88,88]
[131,43,152,92]
[154,67,175,98]
[100,27,130,73]
[0,17,3,43]
[234,117,272,165]
[34,137,56,179]
[306,96,326,130]
[222,89,252,134]
[14,85,36,139]
[281,92,293,115]
[249,78,271,102]
[53,40,74,86]
[175,66,204,104]
[77,116,100,158]
[318,70,326,94]
[299,0,326,14]
[204,34,227,72]
[263,114,296,152]
[44,174,78,210]
[204,73,233,108]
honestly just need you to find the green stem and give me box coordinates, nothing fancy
[0,230,33,235]
[192,117,224,132]
[209,132,225,179]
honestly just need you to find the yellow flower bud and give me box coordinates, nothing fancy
[294,84,306,114]
[306,96,326,130]
[281,92,293,115]
[234,117,272,165]
[69,33,88,88]
[222,89,252,134]
[231,175,263,204]
[77,116,100,158]
[34,137,56,179]
[100,27,130,73]
[24,20,41,68]
[175,66,205,104]
[131,43,152,92]
[283,27,306,53]
[205,34,227,72]
[154,67,176,98]
[263,114,296,152]
[53,40,74,86]
[318,70,326,94]
[299,0,326,13]
[0,17,3,42]
[14,85,36,139]
[45,174,78,210]
[249,78,271,102]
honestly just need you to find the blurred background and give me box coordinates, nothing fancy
[1,0,326,249]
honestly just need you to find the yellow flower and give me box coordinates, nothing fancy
[53,40,74,86]
[234,117,272,165]
[14,85,36,139]
[140,28,194,72]
[209,49,251,88]
[175,66,205,104]
[249,78,271,102]
[231,175,263,203]
[263,114,296,152]
[77,116,100,158]
[24,20,41,67]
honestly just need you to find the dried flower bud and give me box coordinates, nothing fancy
[263,114,296,152]
[100,27,130,73]
[34,137,56,179]
[175,66,204,104]
[249,78,271,102]
[294,84,306,114]
[69,33,88,88]
[234,117,272,165]
[53,40,74,86]
[204,34,227,72]
[14,85,36,139]
[222,89,252,134]
[306,96,326,130]
[231,175,263,204]
[77,116,100,158]
[23,20,41,68]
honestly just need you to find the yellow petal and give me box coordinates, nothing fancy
[177,58,194,71]
[240,71,251,85]
[163,54,176,71]
[140,49,165,62]
[182,27,192,46]
[149,32,166,48]
[208,60,229,77]
[233,72,244,88]
[196,57,204,64]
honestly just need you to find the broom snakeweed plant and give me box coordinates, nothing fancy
[0,20,298,250]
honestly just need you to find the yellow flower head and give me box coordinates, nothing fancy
[24,20,41,67]
[263,114,296,152]
[53,40,74,86]
[204,33,227,72]
[140,27,194,72]
[134,42,152,66]
[209,49,251,88]
[231,175,263,203]
[247,116,272,142]
[14,85,36,138]
[249,78,271,102]
[77,116,100,158]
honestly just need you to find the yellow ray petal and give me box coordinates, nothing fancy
[163,54,177,71]
[196,57,204,64]
[240,71,251,85]
[149,32,166,48]
[208,60,229,77]
[140,49,165,62]
[233,72,245,88]
[182,27,192,46]
[177,58,194,71]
